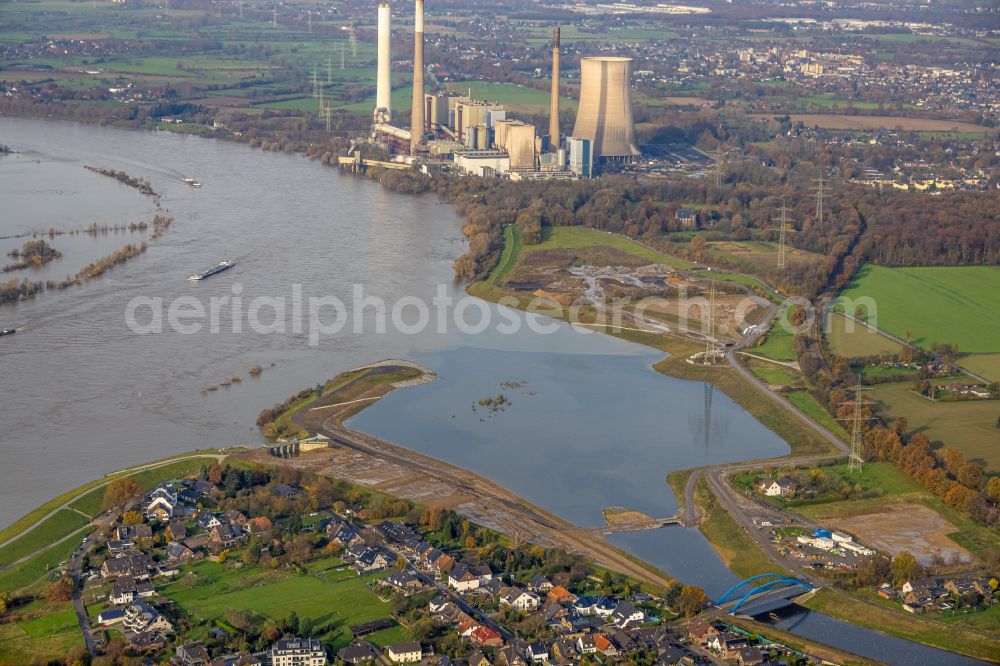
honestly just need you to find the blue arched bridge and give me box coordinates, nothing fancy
[714,574,816,617]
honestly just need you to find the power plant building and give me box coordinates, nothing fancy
[567,137,593,178]
[571,56,639,161]
[454,150,510,177]
[504,122,537,169]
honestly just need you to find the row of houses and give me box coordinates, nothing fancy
[879,574,997,614]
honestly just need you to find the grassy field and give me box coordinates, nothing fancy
[786,390,850,442]
[836,265,1000,354]
[802,588,1000,663]
[825,311,904,358]
[523,226,694,269]
[868,381,1000,470]
[958,353,1000,383]
[752,316,797,362]
[0,510,89,569]
[444,81,576,114]
[748,362,799,387]
[0,601,83,664]
[160,560,404,651]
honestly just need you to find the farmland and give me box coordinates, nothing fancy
[521,226,693,268]
[835,265,1000,354]
[0,600,83,664]
[824,311,904,359]
[749,114,991,134]
[868,381,1000,470]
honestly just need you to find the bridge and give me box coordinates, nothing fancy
[714,574,816,617]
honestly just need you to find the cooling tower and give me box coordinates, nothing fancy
[549,27,560,145]
[410,0,425,154]
[571,56,639,160]
[506,123,536,169]
[374,3,391,124]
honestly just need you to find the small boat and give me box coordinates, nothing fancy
[189,260,236,281]
[0,328,16,337]
[184,177,202,187]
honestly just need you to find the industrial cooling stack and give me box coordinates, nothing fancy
[374,3,392,124]
[571,56,639,162]
[410,0,425,154]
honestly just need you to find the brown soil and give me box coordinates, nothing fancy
[816,503,976,567]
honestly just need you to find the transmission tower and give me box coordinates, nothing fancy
[307,12,312,33]
[340,42,346,69]
[238,0,243,18]
[311,66,319,98]
[327,57,333,84]
[272,7,277,26]
[348,25,358,57]
[707,149,727,187]
[703,282,717,365]
[318,86,331,132]
[838,378,874,474]
[773,201,794,270]
[812,170,829,230]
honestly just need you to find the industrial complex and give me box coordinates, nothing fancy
[360,0,638,179]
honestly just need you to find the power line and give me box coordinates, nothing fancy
[707,149,727,187]
[838,378,875,474]
[349,25,358,57]
[772,201,795,270]
[812,170,829,230]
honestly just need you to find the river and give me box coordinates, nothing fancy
[0,118,987,665]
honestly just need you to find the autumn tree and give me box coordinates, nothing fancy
[102,477,142,509]
[208,461,223,485]
[47,577,74,602]
[987,477,1000,504]
[121,511,143,525]
[890,551,922,585]
[677,585,708,617]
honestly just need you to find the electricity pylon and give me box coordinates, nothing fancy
[327,57,333,84]
[707,149,727,187]
[272,7,277,26]
[311,66,319,98]
[812,171,829,230]
[772,201,795,270]
[340,42,346,69]
[348,25,358,57]
[838,378,874,474]
[307,12,312,33]
[703,282,717,365]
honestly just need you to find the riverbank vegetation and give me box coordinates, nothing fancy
[2,239,62,272]
[84,165,157,198]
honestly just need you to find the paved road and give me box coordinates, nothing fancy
[68,511,114,657]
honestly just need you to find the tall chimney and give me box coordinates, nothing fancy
[549,27,560,146]
[410,0,425,154]
[374,3,392,124]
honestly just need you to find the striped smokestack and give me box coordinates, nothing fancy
[549,26,560,145]
[410,0,425,154]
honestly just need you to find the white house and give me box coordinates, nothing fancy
[448,564,493,592]
[271,638,327,666]
[760,477,797,497]
[610,601,645,628]
[499,587,541,612]
[146,484,180,521]
[386,642,422,663]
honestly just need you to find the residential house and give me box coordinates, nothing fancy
[117,524,153,543]
[130,631,166,652]
[327,521,363,549]
[524,641,549,663]
[467,651,491,666]
[336,641,378,664]
[736,646,765,666]
[224,509,248,526]
[573,595,615,617]
[196,513,225,532]
[97,608,126,626]
[708,632,750,658]
[676,208,698,230]
[386,642,423,663]
[760,477,797,497]
[576,635,597,654]
[245,516,273,536]
[499,587,541,612]
[495,646,527,666]
[469,625,503,648]
[274,483,302,498]
[123,599,173,634]
[166,522,188,541]
[110,577,138,606]
[146,484,180,521]
[593,634,617,657]
[208,654,263,666]
[271,637,327,666]
[350,546,390,574]
[528,574,553,593]
[210,523,248,549]
[384,570,423,594]
[610,601,645,629]
[176,641,211,665]
[167,541,198,563]
[101,554,152,580]
[428,550,455,574]
[546,586,576,605]
[449,564,494,591]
